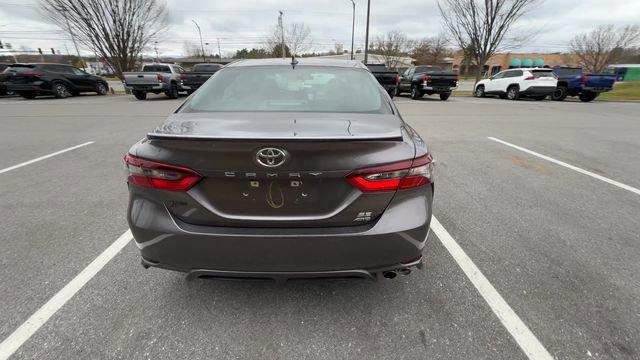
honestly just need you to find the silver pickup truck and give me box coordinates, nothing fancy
[121,63,189,100]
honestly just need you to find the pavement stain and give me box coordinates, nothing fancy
[510,155,548,174]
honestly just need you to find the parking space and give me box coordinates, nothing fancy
[1,94,639,359]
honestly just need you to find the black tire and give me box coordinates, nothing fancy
[96,82,108,95]
[439,92,451,101]
[506,85,519,100]
[19,91,37,99]
[410,85,422,100]
[166,83,179,99]
[475,85,485,98]
[53,82,71,98]
[551,86,568,101]
[133,90,147,100]
[532,96,546,101]
[579,92,598,102]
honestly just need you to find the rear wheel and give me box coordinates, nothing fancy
[53,82,71,98]
[166,83,179,99]
[506,85,519,100]
[439,92,451,101]
[96,83,108,95]
[475,85,485,98]
[579,92,598,102]
[19,91,37,99]
[551,86,568,101]
[133,90,147,100]
[410,85,422,100]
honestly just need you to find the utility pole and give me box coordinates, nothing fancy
[153,41,160,63]
[364,0,371,64]
[278,11,285,59]
[217,38,222,59]
[349,0,355,60]
[191,19,206,62]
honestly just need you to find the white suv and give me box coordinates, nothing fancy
[474,68,558,100]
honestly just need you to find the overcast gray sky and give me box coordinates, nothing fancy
[0,0,639,57]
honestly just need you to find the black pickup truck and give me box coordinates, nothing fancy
[396,65,459,100]
[366,64,399,98]
[182,63,223,94]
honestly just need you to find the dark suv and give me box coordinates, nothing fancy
[4,63,109,99]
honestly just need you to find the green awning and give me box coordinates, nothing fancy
[509,58,522,67]
[522,58,533,67]
[534,58,545,67]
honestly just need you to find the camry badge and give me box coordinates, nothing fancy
[256,147,287,167]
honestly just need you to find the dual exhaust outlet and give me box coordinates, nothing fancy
[382,268,412,279]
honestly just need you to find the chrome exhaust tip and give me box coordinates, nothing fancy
[382,271,397,279]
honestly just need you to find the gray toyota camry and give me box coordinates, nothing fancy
[125,58,434,282]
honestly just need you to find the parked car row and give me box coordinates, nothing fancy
[0,61,619,103]
[473,67,616,102]
[0,63,108,99]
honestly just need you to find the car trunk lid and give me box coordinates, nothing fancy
[137,112,415,228]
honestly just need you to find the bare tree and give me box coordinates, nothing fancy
[265,22,312,56]
[438,0,541,82]
[183,41,206,59]
[40,0,167,75]
[373,30,413,69]
[569,25,640,73]
[412,33,452,65]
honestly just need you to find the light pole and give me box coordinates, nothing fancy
[278,11,285,59]
[364,0,371,64]
[349,0,355,60]
[191,20,206,62]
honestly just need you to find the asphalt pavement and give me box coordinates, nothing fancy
[0,92,639,359]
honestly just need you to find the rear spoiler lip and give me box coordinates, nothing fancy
[146,132,403,141]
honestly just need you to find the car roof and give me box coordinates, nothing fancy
[226,58,367,69]
[10,63,72,66]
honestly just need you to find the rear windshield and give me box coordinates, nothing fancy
[183,66,392,114]
[531,70,556,77]
[142,65,170,72]
[553,68,581,76]
[193,64,222,72]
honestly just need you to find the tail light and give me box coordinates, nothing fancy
[124,154,202,191]
[524,76,536,80]
[346,154,433,192]
[581,75,588,85]
[455,74,460,82]
[395,73,400,84]
[119,73,125,81]
[422,75,430,83]
[156,73,163,82]
[23,72,43,78]
[178,73,185,81]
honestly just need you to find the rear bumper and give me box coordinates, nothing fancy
[124,84,166,91]
[581,86,612,93]
[421,84,457,92]
[520,86,556,96]
[128,185,433,277]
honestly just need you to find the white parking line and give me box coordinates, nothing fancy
[488,137,640,196]
[0,230,132,360]
[0,142,94,175]
[431,216,553,360]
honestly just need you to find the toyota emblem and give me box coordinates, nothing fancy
[256,147,287,167]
